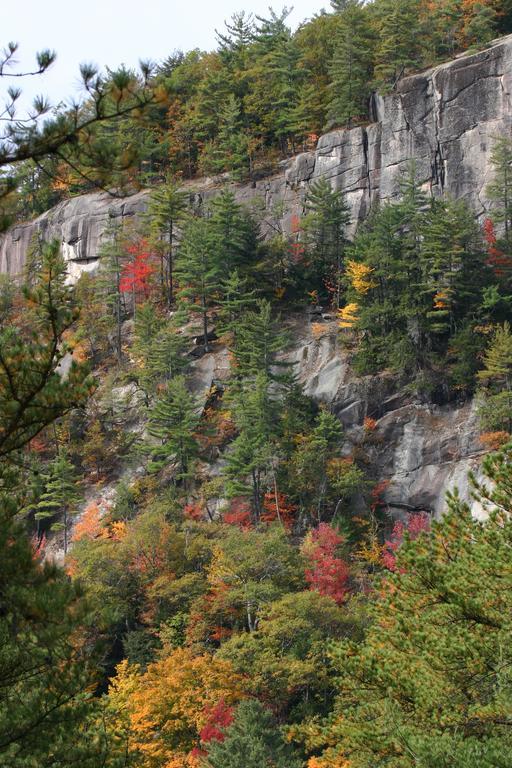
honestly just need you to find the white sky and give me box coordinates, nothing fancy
[5,0,329,116]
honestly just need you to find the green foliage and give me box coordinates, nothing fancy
[176,216,221,350]
[206,699,302,767]
[316,444,512,767]
[147,375,200,480]
[477,322,512,431]
[342,171,489,389]
[0,240,90,458]
[35,449,81,553]
[327,0,374,129]
[145,175,189,306]
[218,590,352,719]
[303,177,351,304]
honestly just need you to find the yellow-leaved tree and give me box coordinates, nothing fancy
[107,647,246,767]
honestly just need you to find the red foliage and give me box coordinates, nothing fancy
[31,533,46,561]
[304,523,350,605]
[120,237,155,299]
[382,512,431,572]
[199,699,234,745]
[483,218,512,279]
[370,479,390,513]
[223,497,252,529]
[184,501,204,521]
[261,492,297,529]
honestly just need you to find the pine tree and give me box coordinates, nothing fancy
[176,216,221,351]
[147,375,200,481]
[477,322,512,432]
[0,243,110,765]
[35,450,81,554]
[199,95,250,180]
[303,177,351,305]
[224,373,280,520]
[209,189,258,275]
[487,136,512,252]
[217,270,258,339]
[145,175,188,306]
[373,0,424,90]
[319,443,512,767]
[231,299,290,381]
[327,0,373,129]
[206,700,301,768]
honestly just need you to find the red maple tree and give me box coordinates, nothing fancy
[120,237,155,301]
[303,523,350,605]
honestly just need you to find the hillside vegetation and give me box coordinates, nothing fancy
[2,3,512,767]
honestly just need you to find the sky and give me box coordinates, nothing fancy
[5,0,329,117]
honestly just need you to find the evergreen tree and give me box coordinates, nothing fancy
[487,135,512,250]
[303,176,351,305]
[373,0,424,90]
[319,443,512,767]
[217,270,258,339]
[35,450,81,554]
[145,175,188,306]
[327,0,373,129]
[0,243,112,765]
[224,372,280,520]
[176,216,221,351]
[477,321,512,432]
[147,375,200,481]
[199,95,250,180]
[206,699,301,768]
[144,322,187,392]
[231,299,290,381]
[0,240,90,459]
[209,188,258,275]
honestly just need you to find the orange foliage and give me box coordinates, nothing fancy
[479,431,511,450]
[72,502,103,543]
[363,417,377,433]
[311,322,329,339]
[261,491,297,529]
[111,647,246,766]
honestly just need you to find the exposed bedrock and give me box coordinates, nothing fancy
[2,34,512,276]
[286,322,486,518]
[1,37,504,515]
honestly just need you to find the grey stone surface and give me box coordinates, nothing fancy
[287,320,486,518]
[3,35,512,277]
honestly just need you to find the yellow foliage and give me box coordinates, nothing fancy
[308,757,350,768]
[338,303,359,329]
[108,647,246,766]
[346,260,376,295]
[433,290,451,309]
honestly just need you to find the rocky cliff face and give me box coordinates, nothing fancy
[1,37,501,517]
[2,34,512,277]
[286,321,486,518]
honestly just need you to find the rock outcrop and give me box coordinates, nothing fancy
[2,34,512,277]
[1,37,502,517]
[286,320,486,518]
